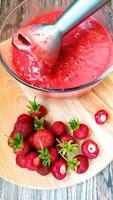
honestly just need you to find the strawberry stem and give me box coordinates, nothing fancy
[56,138,79,170]
[57,149,69,162]
[57,139,78,156]
[38,148,51,166]
[27,96,40,113]
[68,118,79,131]
[67,158,78,170]
[34,117,44,131]
[9,132,23,150]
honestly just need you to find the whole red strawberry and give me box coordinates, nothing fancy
[49,147,59,163]
[75,155,89,174]
[59,134,76,144]
[95,110,108,125]
[51,121,66,137]
[51,158,67,180]
[17,114,33,122]
[69,119,89,140]
[26,152,42,171]
[16,154,26,168]
[31,129,55,149]
[8,132,30,155]
[82,140,99,159]
[14,140,30,155]
[27,97,47,118]
[43,120,50,129]
[14,118,34,138]
[27,135,34,146]
[37,165,50,176]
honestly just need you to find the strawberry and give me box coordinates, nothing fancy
[9,132,30,155]
[17,114,33,122]
[14,118,34,138]
[9,130,17,139]
[51,158,67,180]
[38,147,58,166]
[31,129,55,149]
[75,155,89,174]
[27,135,34,146]
[51,121,66,137]
[37,105,47,118]
[37,165,50,176]
[59,134,76,144]
[14,140,30,155]
[82,140,99,159]
[16,154,26,168]
[27,97,47,118]
[26,152,42,171]
[95,110,108,124]
[49,147,59,163]
[68,119,89,140]
[43,120,50,129]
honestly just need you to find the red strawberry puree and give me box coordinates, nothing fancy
[12,10,113,89]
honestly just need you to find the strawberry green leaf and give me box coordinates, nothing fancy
[34,117,44,131]
[57,142,78,170]
[27,96,40,113]
[67,158,78,170]
[38,148,51,166]
[57,140,78,157]
[9,132,23,150]
[57,139,78,169]
[68,118,79,131]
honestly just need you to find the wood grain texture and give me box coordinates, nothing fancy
[0,0,23,26]
[0,0,113,199]
[1,56,113,197]
[2,59,113,189]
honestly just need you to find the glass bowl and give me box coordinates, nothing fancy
[0,0,113,98]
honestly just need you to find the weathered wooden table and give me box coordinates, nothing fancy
[0,0,113,199]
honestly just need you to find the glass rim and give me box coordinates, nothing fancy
[0,1,113,94]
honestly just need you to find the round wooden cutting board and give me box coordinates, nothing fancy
[0,63,113,189]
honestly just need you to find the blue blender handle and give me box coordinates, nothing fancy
[55,0,110,35]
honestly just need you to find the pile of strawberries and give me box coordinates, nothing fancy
[8,97,108,180]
